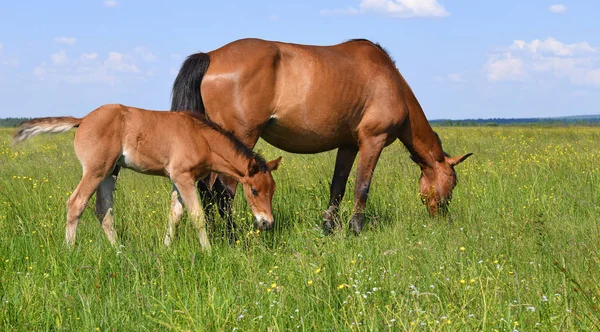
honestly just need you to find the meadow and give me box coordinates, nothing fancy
[1,125,599,331]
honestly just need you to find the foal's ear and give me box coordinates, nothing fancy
[248,158,261,176]
[447,153,473,166]
[267,156,282,171]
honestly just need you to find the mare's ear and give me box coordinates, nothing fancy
[248,158,261,176]
[267,156,282,171]
[447,153,473,166]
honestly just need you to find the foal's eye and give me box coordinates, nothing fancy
[251,188,258,197]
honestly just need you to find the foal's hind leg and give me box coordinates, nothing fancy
[349,134,387,235]
[164,185,184,246]
[66,172,105,246]
[173,174,211,252]
[95,167,120,244]
[323,147,358,234]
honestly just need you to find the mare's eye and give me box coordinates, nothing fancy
[251,188,258,197]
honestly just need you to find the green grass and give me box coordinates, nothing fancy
[1,126,599,330]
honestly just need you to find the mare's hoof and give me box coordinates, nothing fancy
[349,214,364,235]
[323,219,336,235]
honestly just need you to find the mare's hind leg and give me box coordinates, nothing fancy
[66,172,105,246]
[173,174,211,252]
[323,147,358,234]
[164,185,184,246]
[95,167,120,245]
[349,134,388,235]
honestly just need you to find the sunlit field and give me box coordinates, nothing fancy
[1,126,599,330]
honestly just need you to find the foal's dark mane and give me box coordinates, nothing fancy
[346,39,395,65]
[181,111,269,171]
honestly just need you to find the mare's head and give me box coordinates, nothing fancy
[412,133,472,216]
[242,156,283,230]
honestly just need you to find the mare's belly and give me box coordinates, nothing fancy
[260,118,353,154]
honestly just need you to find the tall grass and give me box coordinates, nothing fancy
[1,126,599,330]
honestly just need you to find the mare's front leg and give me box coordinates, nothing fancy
[349,135,387,235]
[197,175,237,242]
[66,171,105,246]
[323,147,358,234]
[95,167,120,244]
[216,175,238,240]
[173,174,211,252]
[164,185,184,246]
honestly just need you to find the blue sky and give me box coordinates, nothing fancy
[0,0,599,119]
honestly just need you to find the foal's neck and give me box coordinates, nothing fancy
[203,128,251,181]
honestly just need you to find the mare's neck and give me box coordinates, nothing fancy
[397,81,445,169]
[203,128,250,181]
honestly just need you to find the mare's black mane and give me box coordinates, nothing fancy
[346,38,395,65]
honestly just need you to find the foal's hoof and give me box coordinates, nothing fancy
[349,214,364,235]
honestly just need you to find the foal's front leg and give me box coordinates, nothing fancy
[173,175,211,252]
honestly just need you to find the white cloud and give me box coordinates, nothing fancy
[447,73,464,82]
[103,52,140,73]
[485,53,525,81]
[485,37,600,86]
[34,48,156,85]
[51,50,69,65]
[80,52,98,61]
[54,37,77,45]
[512,38,594,56]
[103,0,118,8]
[133,47,157,62]
[321,0,449,18]
[0,43,3,56]
[548,4,566,14]
[433,73,466,83]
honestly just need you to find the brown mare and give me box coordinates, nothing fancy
[14,104,282,250]
[171,38,472,234]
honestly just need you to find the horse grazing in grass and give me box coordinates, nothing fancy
[14,104,282,250]
[171,38,472,234]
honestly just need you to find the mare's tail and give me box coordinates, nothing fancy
[13,117,82,144]
[171,52,210,113]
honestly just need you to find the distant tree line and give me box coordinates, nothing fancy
[0,118,30,127]
[431,117,600,127]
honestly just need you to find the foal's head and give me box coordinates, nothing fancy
[242,156,283,231]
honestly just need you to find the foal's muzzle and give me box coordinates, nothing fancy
[255,215,274,231]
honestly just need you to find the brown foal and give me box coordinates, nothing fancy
[14,104,282,250]
[171,38,472,234]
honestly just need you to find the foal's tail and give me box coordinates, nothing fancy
[171,52,210,113]
[13,117,82,144]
